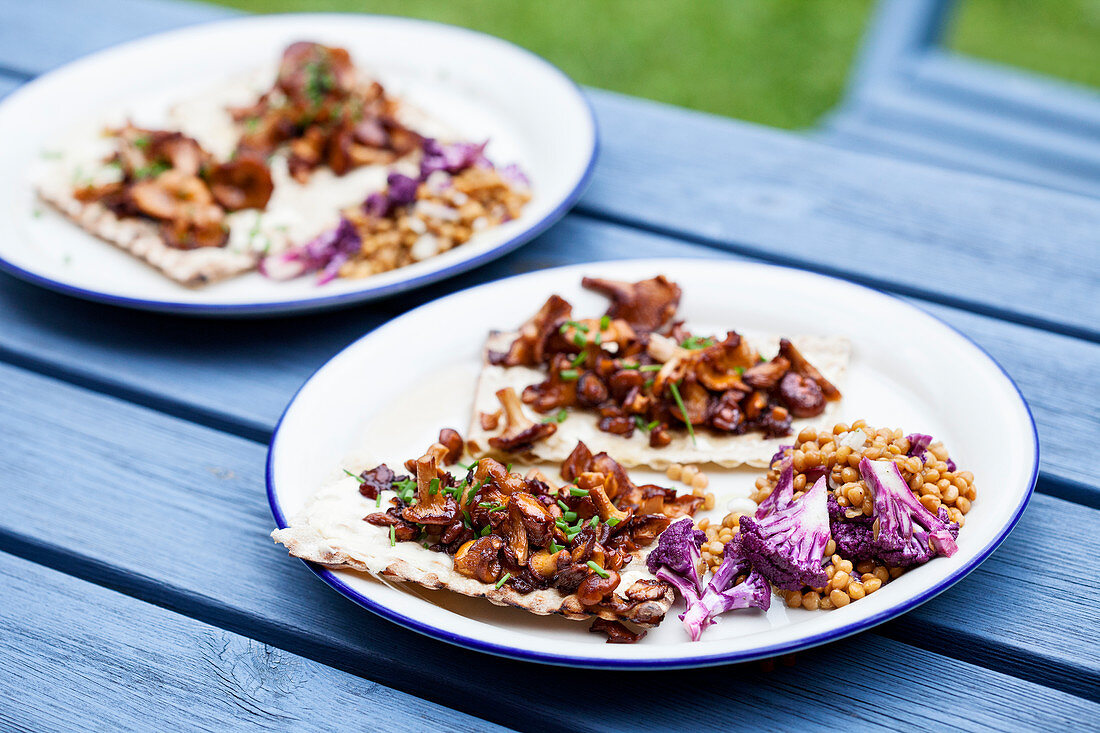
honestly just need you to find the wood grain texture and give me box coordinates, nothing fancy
[0,551,505,733]
[0,360,1096,708]
[1,0,1098,340]
[578,90,1100,341]
[0,216,1094,506]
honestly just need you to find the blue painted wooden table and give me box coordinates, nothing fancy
[1,1,1098,730]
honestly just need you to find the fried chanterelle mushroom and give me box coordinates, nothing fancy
[347,432,705,641]
[229,41,423,183]
[487,276,842,448]
[72,123,274,250]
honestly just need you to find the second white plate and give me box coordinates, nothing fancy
[0,14,596,315]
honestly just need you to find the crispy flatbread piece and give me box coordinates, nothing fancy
[467,332,851,469]
[36,177,257,286]
[272,474,673,623]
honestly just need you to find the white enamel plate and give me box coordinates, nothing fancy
[267,258,1038,668]
[0,14,596,315]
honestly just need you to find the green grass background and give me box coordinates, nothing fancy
[209,0,1100,130]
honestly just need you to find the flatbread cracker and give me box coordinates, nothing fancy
[37,175,258,286]
[468,332,851,469]
[272,473,673,623]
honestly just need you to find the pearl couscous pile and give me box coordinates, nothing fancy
[699,420,975,610]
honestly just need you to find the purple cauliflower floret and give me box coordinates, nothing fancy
[679,539,771,641]
[905,432,957,473]
[755,460,794,519]
[768,444,792,468]
[649,519,770,641]
[259,217,361,284]
[386,172,420,207]
[647,518,705,599]
[738,476,830,591]
[419,138,490,178]
[826,494,878,562]
[859,457,958,564]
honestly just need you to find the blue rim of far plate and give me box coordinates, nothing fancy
[265,257,1040,669]
[0,14,599,316]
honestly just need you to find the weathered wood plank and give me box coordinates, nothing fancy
[5,560,1093,733]
[579,89,1100,341]
[0,551,506,733]
[0,216,1094,506]
[1,0,1097,339]
[0,359,1096,707]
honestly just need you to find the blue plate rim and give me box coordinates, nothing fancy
[266,256,1039,668]
[0,13,599,317]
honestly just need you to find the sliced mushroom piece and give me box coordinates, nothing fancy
[778,371,827,418]
[157,205,228,250]
[742,356,791,390]
[581,275,682,333]
[500,497,530,566]
[587,481,631,526]
[668,379,710,426]
[436,428,464,465]
[471,457,527,495]
[130,169,214,221]
[487,387,557,452]
[401,443,458,525]
[509,492,554,548]
[452,536,504,584]
[778,338,841,400]
[207,154,274,211]
[560,441,594,482]
[521,354,578,412]
[695,331,755,391]
[488,294,572,367]
[575,568,621,606]
[528,548,570,579]
[589,618,647,644]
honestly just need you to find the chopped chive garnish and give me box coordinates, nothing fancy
[480,525,492,537]
[639,364,663,372]
[594,332,602,345]
[644,378,654,390]
[600,315,610,330]
[557,499,570,511]
[542,408,569,424]
[342,468,363,482]
[506,463,513,474]
[479,502,505,512]
[423,542,431,549]
[620,362,639,370]
[681,336,716,350]
[375,494,382,507]
[648,420,660,431]
[669,380,697,446]
[607,517,621,527]
[572,333,587,348]
[589,515,599,528]
[562,511,578,522]
[555,520,569,531]
[586,561,610,578]
[559,369,580,381]
[634,415,650,433]
[495,573,511,589]
[570,351,588,368]
[463,510,473,528]
[549,541,563,553]
[568,487,590,497]
[458,460,476,471]
[388,525,396,547]
[429,477,440,495]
